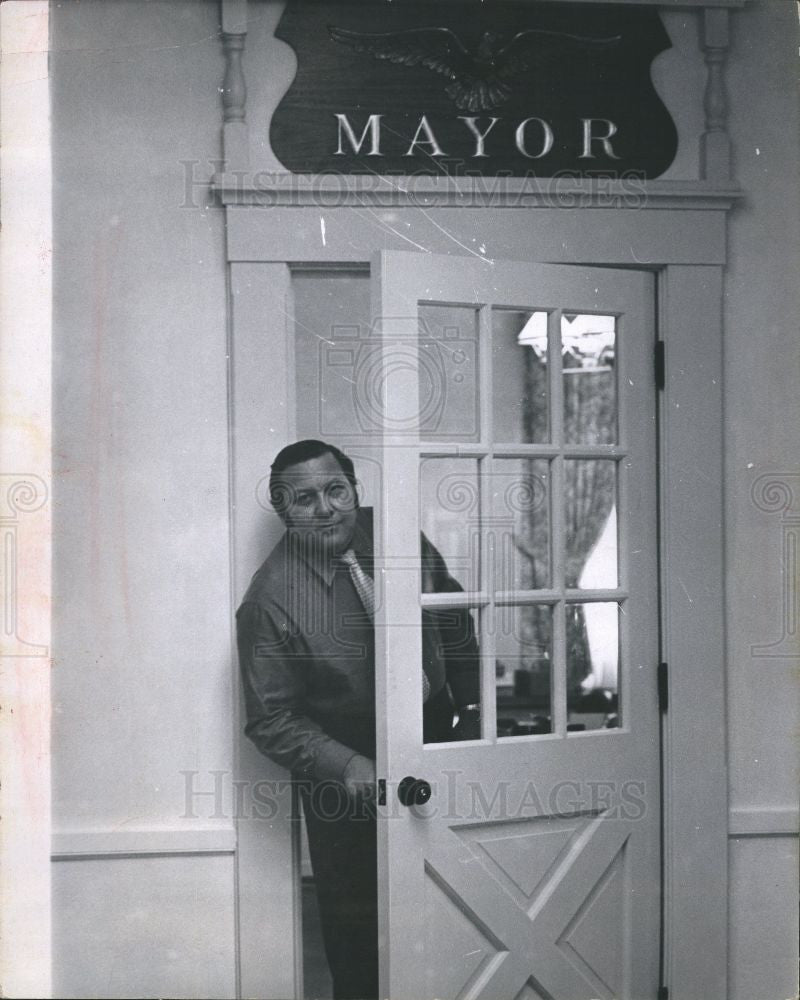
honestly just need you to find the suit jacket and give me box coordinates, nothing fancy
[236,507,479,782]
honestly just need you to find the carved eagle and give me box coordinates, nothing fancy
[328,26,622,113]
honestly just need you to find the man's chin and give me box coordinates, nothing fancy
[292,523,351,554]
[326,522,358,555]
[318,526,343,547]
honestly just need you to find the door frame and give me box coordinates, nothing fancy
[224,195,731,999]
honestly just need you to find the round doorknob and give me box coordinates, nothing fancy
[397,776,432,807]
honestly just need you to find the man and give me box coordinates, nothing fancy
[236,439,479,1000]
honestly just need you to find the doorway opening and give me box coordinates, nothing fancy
[290,257,662,999]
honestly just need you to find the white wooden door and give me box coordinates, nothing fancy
[371,251,660,1000]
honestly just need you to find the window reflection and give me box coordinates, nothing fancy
[496,605,553,737]
[418,304,480,442]
[567,602,620,732]
[492,309,549,443]
[489,458,550,592]
[422,605,482,745]
[420,458,480,593]
[565,460,618,589]
[562,313,617,445]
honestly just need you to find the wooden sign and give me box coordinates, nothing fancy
[270,1,678,178]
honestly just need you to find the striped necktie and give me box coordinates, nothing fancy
[340,548,431,702]
[340,548,375,618]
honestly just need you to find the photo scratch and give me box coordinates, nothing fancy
[354,204,430,253]
[419,207,495,264]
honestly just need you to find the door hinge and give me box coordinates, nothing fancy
[377,778,386,806]
[654,340,666,390]
[657,986,669,1000]
[658,661,669,713]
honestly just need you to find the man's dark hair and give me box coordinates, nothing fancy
[269,439,357,515]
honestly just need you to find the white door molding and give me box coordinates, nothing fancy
[658,264,727,998]
[225,206,730,999]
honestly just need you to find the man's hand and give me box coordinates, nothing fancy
[452,706,481,741]
[343,754,376,803]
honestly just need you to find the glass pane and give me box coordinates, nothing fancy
[562,313,617,445]
[420,458,479,593]
[418,304,479,441]
[489,458,550,592]
[496,605,553,738]
[293,270,371,439]
[567,602,620,731]
[564,460,617,589]
[422,604,482,744]
[492,309,549,443]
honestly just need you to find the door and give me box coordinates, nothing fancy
[371,251,660,1000]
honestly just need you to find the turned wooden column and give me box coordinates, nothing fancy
[220,0,249,172]
[222,32,246,123]
[700,8,731,182]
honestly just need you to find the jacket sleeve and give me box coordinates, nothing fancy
[420,532,481,708]
[236,601,359,782]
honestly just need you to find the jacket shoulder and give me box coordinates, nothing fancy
[238,535,291,611]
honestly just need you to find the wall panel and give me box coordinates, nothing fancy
[50,0,232,840]
[52,853,236,999]
[728,836,799,1000]
[50,3,238,997]
[723,5,800,998]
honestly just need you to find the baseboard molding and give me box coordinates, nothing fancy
[52,825,237,860]
[52,808,797,858]
[728,806,799,837]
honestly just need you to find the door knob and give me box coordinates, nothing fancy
[397,776,432,807]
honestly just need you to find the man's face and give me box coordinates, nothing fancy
[279,452,358,556]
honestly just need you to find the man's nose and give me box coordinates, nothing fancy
[314,492,334,517]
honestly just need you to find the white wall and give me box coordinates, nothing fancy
[51,2,236,996]
[723,6,800,999]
